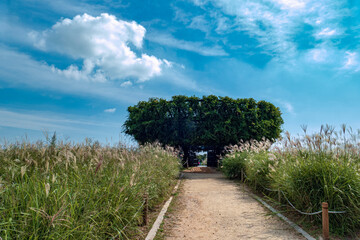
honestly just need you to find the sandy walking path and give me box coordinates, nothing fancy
[163,170,305,240]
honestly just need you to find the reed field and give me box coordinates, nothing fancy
[222,125,360,235]
[0,136,180,239]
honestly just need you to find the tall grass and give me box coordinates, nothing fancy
[222,125,360,235]
[0,137,180,239]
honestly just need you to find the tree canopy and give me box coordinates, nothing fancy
[124,95,283,165]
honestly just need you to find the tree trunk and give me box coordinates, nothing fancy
[182,146,190,168]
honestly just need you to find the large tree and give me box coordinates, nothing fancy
[124,95,283,166]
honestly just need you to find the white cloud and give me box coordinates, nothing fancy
[0,46,151,103]
[299,44,360,73]
[30,13,167,82]
[104,108,116,113]
[50,59,107,82]
[0,46,209,105]
[272,99,296,115]
[344,52,357,66]
[343,51,359,70]
[0,108,119,132]
[274,0,306,10]
[120,81,133,87]
[18,0,107,17]
[163,59,173,67]
[173,6,191,24]
[0,17,33,46]
[214,15,232,33]
[316,27,339,38]
[0,109,75,131]
[147,32,228,56]
[309,48,328,62]
[190,0,348,60]
[282,101,295,114]
[189,15,210,33]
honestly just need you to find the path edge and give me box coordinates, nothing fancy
[249,191,316,240]
[145,174,182,240]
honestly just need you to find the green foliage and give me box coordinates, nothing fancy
[243,151,275,190]
[124,95,283,155]
[272,152,360,234]
[222,140,275,190]
[197,154,207,164]
[223,126,360,235]
[0,140,180,239]
[221,152,247,179]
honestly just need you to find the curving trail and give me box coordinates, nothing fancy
[163,170,305,240]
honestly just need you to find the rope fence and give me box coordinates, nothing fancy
[241,169,346,215]
[240,168,348,239]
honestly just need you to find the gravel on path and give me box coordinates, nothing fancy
[163,170,305,240]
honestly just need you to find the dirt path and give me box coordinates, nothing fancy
[162,170,305,240]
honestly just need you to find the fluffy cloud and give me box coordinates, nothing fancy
[0,46,151,104]
[30,13,167,82]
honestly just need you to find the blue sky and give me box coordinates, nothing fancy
[1,0,360,143]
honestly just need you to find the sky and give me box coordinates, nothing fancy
[1,0,360,144]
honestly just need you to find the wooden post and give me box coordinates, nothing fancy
[143,193,149,226]
[322,202,329,240]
